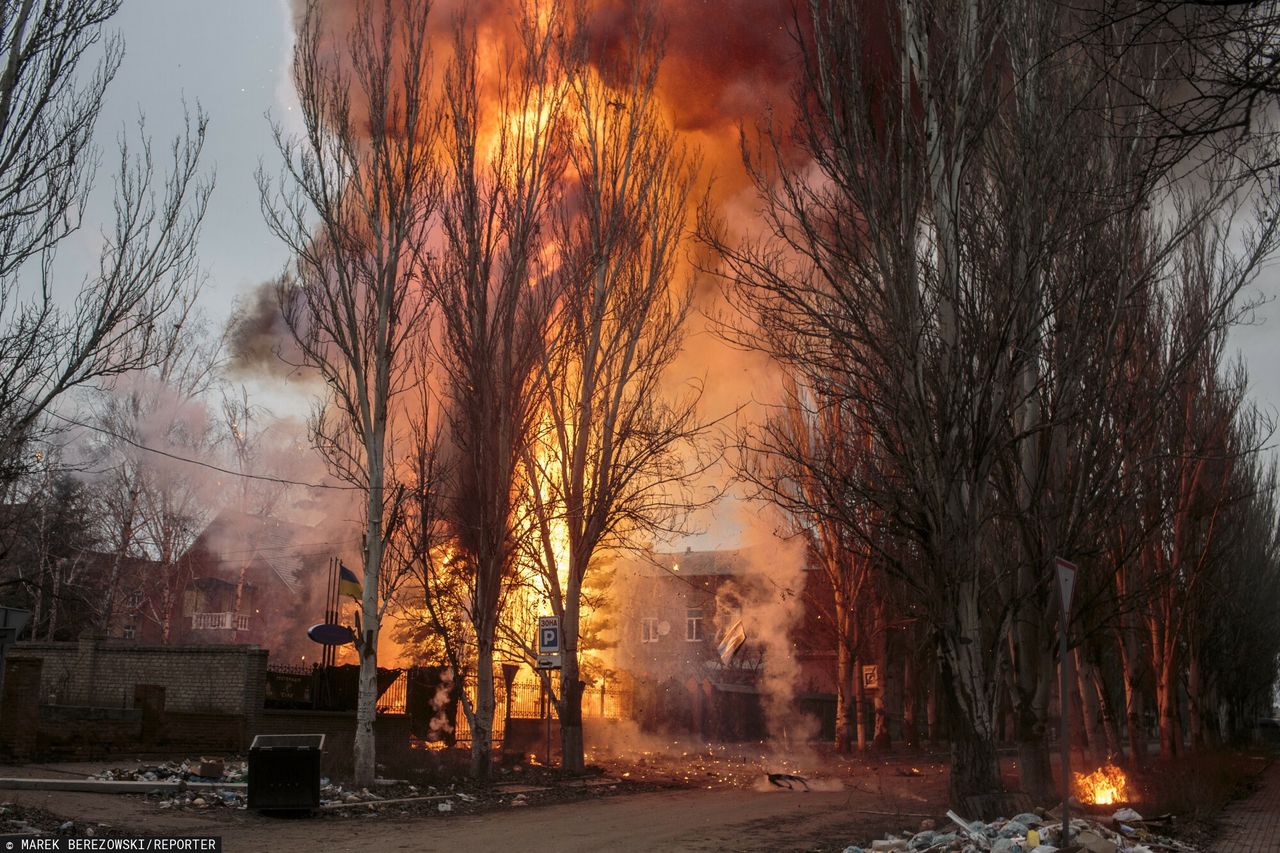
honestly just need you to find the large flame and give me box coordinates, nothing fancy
[1073,763,1130,806]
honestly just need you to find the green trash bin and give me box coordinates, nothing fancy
[248,733,325,810]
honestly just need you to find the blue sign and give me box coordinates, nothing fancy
[537,616,559,654]
[307,623,355,646]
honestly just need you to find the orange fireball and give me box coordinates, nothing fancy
[1073,763,1130,805]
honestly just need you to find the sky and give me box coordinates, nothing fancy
[75,0,1280,539]
[87,1,298,313]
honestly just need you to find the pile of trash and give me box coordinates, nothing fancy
[845,806,1201,853]
[322,778,393,805]
[85,759,249,811]
[155,789,245,810]
[89,759,246,784]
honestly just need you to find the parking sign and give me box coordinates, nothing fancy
[538,616,560,654]
[536,616,561,670]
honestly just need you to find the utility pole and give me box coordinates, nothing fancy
[1056,557,1078,848]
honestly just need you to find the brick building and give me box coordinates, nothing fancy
[612,548,838,740]
[169,510,335,663]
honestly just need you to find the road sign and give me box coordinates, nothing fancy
[1055,557,1078,614]
[538,616,560,654]
[536,653,562,670]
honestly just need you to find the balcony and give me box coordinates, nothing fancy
[191,611,251,631]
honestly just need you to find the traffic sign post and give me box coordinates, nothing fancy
[1055,557,1078,847]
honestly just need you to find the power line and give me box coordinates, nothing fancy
[42,407,360,491]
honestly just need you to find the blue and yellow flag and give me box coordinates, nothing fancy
[338,563,362,600]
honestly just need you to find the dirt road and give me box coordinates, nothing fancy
[214,786,926,853]
[3,783,939,853]
[2,758,948,852]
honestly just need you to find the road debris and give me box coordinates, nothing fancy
[844,808,1203,853]
[767,772,811,791]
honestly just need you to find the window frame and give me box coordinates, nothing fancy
[686,609,703,642]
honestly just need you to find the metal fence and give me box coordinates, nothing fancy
[450,678,633,748]
[376,669,407,714]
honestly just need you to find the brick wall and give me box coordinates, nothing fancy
[9,638,268,715]
[36,706,143,759]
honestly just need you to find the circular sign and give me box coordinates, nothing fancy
[307,623,354,645]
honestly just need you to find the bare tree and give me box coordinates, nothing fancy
[84,321,221,639]
[259,0,439,785]
[703,0,1020,801]
[516,1,707,774]
[734,374,878,753]
[426,1,568,780]
[0,0,211,481]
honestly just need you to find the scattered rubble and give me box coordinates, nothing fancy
[845,806,1203,853]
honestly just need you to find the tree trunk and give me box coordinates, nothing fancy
[353,623,378,783]
[873,604,891,749]
[353,465,385,787]
[1186,649,1204,750]
[835,633,856,753]
[1015,699,1054,802]
[1118,631,1145,765]
[950,714,1004,804]
[940,632,1004,800]
[854,656,868,750]
[902,652,918,747]
[926,672,939,744]
[1083,653,1124,759]
[560,604,585,774]
[1072,649,1096,763]
[471,638,496,781]
[1156,659,1181,757]
[46,560,62,640]
[100,489,139,636]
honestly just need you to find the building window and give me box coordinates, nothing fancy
[686,609,703,642]
[122,624,136,640]
[641,617,659,644]
[126,590,143,609]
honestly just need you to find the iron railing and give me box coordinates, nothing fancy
[190,612,250,631]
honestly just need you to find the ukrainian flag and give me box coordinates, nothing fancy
[338,563,363,600]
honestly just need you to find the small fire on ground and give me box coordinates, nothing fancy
[1073,763,1129,805]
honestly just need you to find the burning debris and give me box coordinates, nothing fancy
[1074,763,1130,806]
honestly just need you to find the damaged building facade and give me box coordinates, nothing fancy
[612,548,840,742]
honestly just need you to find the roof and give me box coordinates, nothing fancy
[185,510,333,596]
[648,548,752,578]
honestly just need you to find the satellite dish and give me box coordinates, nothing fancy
[307,623,354,646]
